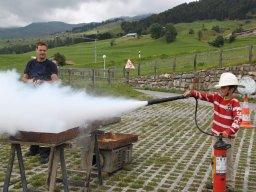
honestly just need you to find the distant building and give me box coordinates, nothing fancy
[123,33,138,38]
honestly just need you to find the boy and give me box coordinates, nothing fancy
[184,72,243,192]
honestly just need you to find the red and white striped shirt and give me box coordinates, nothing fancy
[191,91,242,138]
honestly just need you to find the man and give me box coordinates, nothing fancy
[22,41,58,164]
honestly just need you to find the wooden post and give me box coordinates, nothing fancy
[219,49,223,67]
[154,61,157,79]
[249,45,253,64]
[16,144,28,191]
[3,144,28,192]
[47,145,69,192]
[194,54,197,72]
[126,70,130,84]
[3,144,16,192]
[173,57,176,72]
[94,133,102,185]
[68,69,71,85]
[108,69,111,85]
[112,70,115,79]
[123,66,126,77]
[138,63,141,76]
[59,145,69,192]
[92,69,95,88]
[48,148,60,192]
[61,69,64,80]
[79,134,95,188]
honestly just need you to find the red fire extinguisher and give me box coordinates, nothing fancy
[213,135,231,192]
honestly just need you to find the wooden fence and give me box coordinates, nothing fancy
[59,45,256,87]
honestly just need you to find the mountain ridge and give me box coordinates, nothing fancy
[0,14,152,39]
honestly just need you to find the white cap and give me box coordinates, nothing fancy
[214,72,242,88]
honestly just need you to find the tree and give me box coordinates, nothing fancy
[227,34,236,43]
[212,25,221,33]
[197,30,203,41]
[150,23,164,39]
[121,21,134,33]
[188,28,195,34]
[53,52,66,66]
[208,35,224,47]
[110,39,116,47]
[165,23,177,43]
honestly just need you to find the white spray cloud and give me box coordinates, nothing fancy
[0,70,147,134]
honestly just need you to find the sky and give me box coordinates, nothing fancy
[0,0,195,28]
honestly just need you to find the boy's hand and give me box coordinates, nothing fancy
[183,90,192,97]
[222,132,229,138]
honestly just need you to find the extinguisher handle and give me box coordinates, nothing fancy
[226,144,231,149]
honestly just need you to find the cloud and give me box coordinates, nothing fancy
[0,0,195,27]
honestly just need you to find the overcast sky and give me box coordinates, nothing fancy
[0,0,195,28]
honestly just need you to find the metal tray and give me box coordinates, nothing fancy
[2,117,121,145]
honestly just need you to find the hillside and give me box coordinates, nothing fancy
[0,14,152,39]
[0,19,256,73]
[0,21,85,38]
[121,0,256,33]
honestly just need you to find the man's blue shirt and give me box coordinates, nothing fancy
[24,59,58,81]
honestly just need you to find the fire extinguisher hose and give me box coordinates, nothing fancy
[194,97,213,136]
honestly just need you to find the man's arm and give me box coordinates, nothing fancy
[49,73,58,83]
[33,73,58,84]
[22,74,34,83]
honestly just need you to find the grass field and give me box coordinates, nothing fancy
[0,19,256,74]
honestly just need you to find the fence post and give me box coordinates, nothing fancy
[112,70,115,79]
[154,61,157,79]
[60,69,64,80]
[68,69,71,85]
[108,69,111,85]
[123,66,126,77]
[194,54,197,72]
[92,69,95,88]
[173,57,176,72]
[249,45,253,64]
[219,49,223,67]
[138,63,141,76]
[126,70,130,84]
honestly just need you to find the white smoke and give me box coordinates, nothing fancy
[0,70,147,134]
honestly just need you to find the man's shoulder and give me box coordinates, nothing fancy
[45,59,57,66]
[28,59,37,64]
[26,59,37,68]
[45,59,58,73]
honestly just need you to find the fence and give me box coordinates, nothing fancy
[59,68,124,87]
[59,45,256,87]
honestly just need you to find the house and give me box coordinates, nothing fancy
[122,33,138,38]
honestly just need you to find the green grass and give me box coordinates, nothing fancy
[68,81,153,100]
[0,19,256,74]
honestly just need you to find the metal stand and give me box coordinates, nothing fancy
[3,144,28,192]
